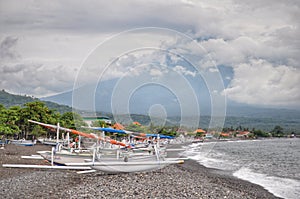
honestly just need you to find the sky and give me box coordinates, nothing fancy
[0,0,300,110]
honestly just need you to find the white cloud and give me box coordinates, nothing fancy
[174,65,196,77]
[0,36,80,97]
[200,37,257,66]
[224,59,300,106]
[0,0,299,107]
[208,68,219,73]
[150,68,164,77]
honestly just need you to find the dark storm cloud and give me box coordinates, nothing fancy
[0,36,19,60]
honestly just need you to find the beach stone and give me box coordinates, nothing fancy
[0,144,280,199]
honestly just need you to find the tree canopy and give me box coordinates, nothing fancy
[0,101,86,139]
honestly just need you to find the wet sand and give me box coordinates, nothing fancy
[0,144,280,199]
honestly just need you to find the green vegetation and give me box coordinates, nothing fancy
[270,125,284,137]
[156,127,178,137]
[126,123,146,133]
[0,89,36,107]
[91,120,109,128]
[0,89,298,139]
[0,89,72,114]
[0,100,295,139]
[0,101,86,139]
[196,131,205,137]
[252,129,271,137]
[223,116,300,135]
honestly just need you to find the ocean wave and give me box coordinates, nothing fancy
[233,167,300,199]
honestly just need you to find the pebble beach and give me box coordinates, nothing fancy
[0,144,280,199]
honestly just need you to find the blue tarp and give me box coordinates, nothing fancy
[146,134,174,139]
[91,127,174,139]
[91,127,127,134]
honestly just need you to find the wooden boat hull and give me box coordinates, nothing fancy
[89,155,171,173]
[9,140,36,146]
[91,161,168,173]
[38,151,91,165]
[37,138,67,146]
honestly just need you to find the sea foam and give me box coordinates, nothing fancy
[233,167,300,199]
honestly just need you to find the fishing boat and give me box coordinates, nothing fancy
[82,158,183,173]
[37,138,66,146]
[9,139,36,146]
[36,142,160,166]
[0,137,8,146]
[67,143,184,173]
[27,120,129,165]
[1,119,186,173]
[37,148,92,165]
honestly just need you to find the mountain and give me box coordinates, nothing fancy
[41,78,300,118]
[40,78,300,133]
[41,78,211,115]
[2,89,299,133]
[0,89,72,113]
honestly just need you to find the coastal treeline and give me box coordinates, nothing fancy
[221,125,289,138]
[0,101,295,139]
[0,101,178,139]
[0,101,85,139]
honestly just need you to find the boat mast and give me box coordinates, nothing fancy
[56,123,60,144]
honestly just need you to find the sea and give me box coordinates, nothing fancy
[182,138,300,199]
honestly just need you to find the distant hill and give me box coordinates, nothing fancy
[78,110,300,134]
[0,89,37,107]
[41,78,300,119]
[2,89,299,133]
[0,89,72,113]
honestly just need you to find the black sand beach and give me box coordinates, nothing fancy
[0,144,280,199]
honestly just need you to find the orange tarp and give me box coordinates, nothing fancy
[133,121,141,126]
[113,123,124,130]
[195,129,206,133]
[220,133,230,137]
[238,131,250,135]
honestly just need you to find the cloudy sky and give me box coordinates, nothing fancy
[1,0,299,109]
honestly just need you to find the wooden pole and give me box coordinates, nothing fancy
[56,123,60,144]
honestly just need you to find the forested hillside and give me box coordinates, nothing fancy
[0,89,71,113]
[1,89,299,135]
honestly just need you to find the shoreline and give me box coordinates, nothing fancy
[0,144,280,198]
[178,159,281,198]
[169,143,281,198]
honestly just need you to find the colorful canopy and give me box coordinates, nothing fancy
[91,127,173,139]
[146,134,174,139]
[91,127,127,134]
